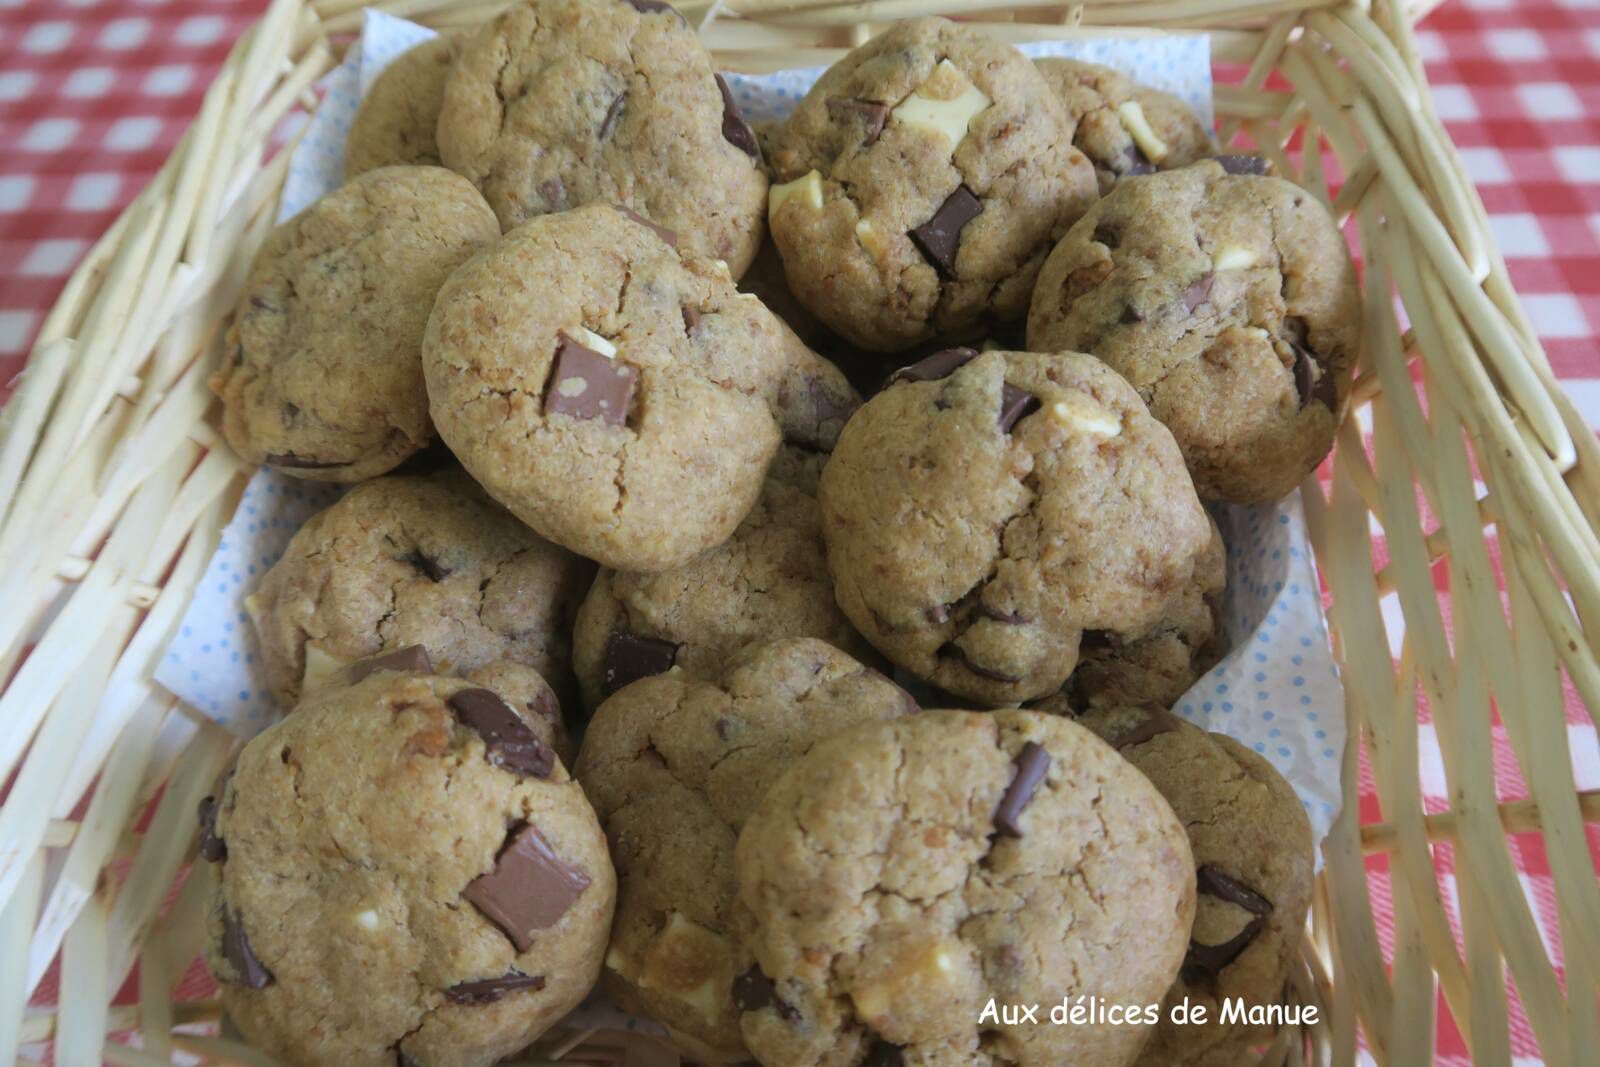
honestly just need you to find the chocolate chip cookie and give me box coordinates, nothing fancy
[573,638,916,1063]
[734,709,1195,1066]
[570,447,873,710]
[344,36,459,178]
[1027,160,1361,503]
[1066,513,1226,710]
[819,347,1214,705]
[1077,705,1314,1066]
[1034,58,1213,193]
[437,0,768,276]
[212,165,500,481]
[248,468,593,717]
[762,18,1096,352]
[202,670,615,1067]
[423,203,854,572]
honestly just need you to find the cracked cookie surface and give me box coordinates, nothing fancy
[437,0,768,275]
[733,709,1194,1067]
[1077,705,1313,1066]
[819,348,1214,706]
[422,203,856,572]
[344,36,460,177]
[249,468,593,722]
[763,18,1097,352]
[1034,58,1213,194]
[571,447,874,710]
[211,165,500,482]
[573,638,916,1063]
[1027,161,1360,503]
[205,670,615,1067]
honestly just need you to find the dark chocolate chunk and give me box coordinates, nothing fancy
[908,185,983,279]
[715,74,760,159]
[826,97,890,147]
[197,795,226,862]
[1107,704,1184,750]
[808,377,856,424]
[1197,864,1274,916]
[1119,304,1144,325]
[625,0,687,20]
[993,740,1050,837]
[1121,143,1155,176]
[598,92,626,140]
[732,965,800,1021]
[1213,153,1270,176]
[942,642,1022,685]
[612,204,678,249]
[449,688,554,779]
[445,970,547,1004]
[403,550,451,582]
[265,452,346,470]
[1184,916,1268,981]
[543,332,637,426]
[1290,343,1338,412]
[863,1042,905,1067]
[600,631,680,697]
[998,383,1039,432]
[1124,161,1156,177]
[348,644,434,683]
[463,823,591,952]
[1183,272,1215,313]
[221,908,273,988]
[539,176,566,210]
[682,305,701,333]
[888,347,979,386]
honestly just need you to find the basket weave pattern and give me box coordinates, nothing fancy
[0,0,1596,1064]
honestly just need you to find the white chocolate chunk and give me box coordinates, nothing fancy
[571,326,617,358]
[301,644,349,693]
[768,170,823,218]
[1116,99,1170,164]
[1212,245,1255,271]
[1051,393,1122,438]
[851,936,967,1024]
[354,909,381,931]
[854,219,873,240]
[243,592,262,624]
[892,60,991,148]
[606,945,633,975]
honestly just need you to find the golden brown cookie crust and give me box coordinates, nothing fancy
[764,18,1097,352]
[734,709,1195,1067]
[205,671,615,1067]
[1027,161,1361,504]
[212,165,499,481]
[437,0,768,274]
[574,638,916,1063]
[344,35,459,178]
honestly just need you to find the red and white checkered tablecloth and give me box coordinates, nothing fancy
[1,0,1597,1064]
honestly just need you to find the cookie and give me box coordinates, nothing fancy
[571,447,874,710]
[422,202,856,572]
[1027,161,1361,503]
[437,0,768,275]
[734,709,1194,1066]
[762,18,1096,352]
[1076,705,1314,1066]
[202,670,616,1067]
[344,35,459,178]
[1034,58,1213,193]
[1066,513,1226,710]
[573,638,916,1063]
[212,165,500,481]
[248,468,593,719]
[819,347,1214,705]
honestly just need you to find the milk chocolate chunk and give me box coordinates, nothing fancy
[827,97,890,146]
[1290,344,1338,412]
[1183,272,1215,313]
[998,383,1039,432]
[403,550,451,582]
[448,688,554,779]
[221,908,274,989]
[993,740,1050,837]
[715,74,760,159]
[625,0,687,21]
[544,333,637,426]
[681,305,701,333]
[600,631,680,697]
[197,796,226,862]
[464,823,591,952]
[265,452,347,470]
[1197,864,1274,916]
[1213,153,1271,176]
[925,604,951,625]
[612,204,679,248]
[1121,143,1155,176]
[943,642,1022,685]
[599,93,626,140]
[1108,704,1184,750]
[348,644,434,683]
[908,185,983,278]
[888,347,978,386]
[445,970,547,1004]
[733,965,799,1022]
[808,377,856,424]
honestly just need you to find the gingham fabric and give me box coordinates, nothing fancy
[0,0,1596,1063]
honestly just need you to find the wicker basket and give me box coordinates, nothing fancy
[2,0,1596,1063]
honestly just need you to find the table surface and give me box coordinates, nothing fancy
[0,1,1597,1064]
